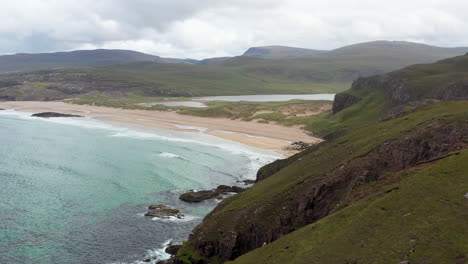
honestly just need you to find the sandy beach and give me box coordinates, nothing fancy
[0,101,322,156]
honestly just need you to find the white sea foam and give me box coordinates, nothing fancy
[109,129,281,180]
[158,152,182,159]
[151,214,199,223]
[1,109,282,180]
[109,239,172,264]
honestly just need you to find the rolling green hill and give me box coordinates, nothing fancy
[173,54,468,264]
[0,41,467,101]
[0,49,194,73]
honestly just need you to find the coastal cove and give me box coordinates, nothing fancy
[0,109,282,264]
[0,101,322,157]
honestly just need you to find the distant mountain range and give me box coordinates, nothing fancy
[0,49,195,73]
[242,46,327,59]
[1,40,468,101]
[1,41,467,73]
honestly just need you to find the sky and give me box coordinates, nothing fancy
[1,0,468,59]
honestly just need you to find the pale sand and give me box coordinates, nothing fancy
[0,101,322,156]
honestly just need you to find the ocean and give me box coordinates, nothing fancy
[0,110,280,264]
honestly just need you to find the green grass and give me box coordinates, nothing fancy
[0,62,349,101]
[218,101,467,213]
[176,101,468,263]
[178,100,331,124]
[230,149,468,264]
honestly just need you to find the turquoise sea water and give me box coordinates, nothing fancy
[0,110,279,264]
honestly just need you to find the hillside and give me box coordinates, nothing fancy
[0,49,193,73]
[242,46,327,59]
[1,41,468,101]
[226,41,468,84]
[172,54,468,264]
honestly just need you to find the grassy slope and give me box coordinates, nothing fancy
[0,62,347,101]
[230,149,468,264]
[176,101,468,263]
[209,101,467,215]
[177,100,331,123]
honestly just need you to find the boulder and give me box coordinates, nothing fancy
[179,190,221,202]
[32,112,82,118]
[241,179,256,185]
[215,185,245,194]
[144,205,184,219]
[165,244,182,255]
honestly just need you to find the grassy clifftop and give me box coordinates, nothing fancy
[174,55,468,264]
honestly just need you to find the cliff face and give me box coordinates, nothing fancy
[175,54,468,264]
[333,54,468,114]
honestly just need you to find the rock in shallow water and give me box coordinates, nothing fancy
[165,244,182,255]
[241,179,256,185]
[32,112,82,118]
[144,204,184,219]
[215,185,245,194]
[179,190,221,202]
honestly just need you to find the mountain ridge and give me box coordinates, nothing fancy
[0,49,195,73]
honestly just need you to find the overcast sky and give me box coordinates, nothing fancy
[1,0,468,59]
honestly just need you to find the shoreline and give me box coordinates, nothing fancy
[0,101,323,157]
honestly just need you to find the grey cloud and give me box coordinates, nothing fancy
[1,0,468,58]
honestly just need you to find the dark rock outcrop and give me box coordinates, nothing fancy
[214,185,245,194]
[180,185,246,202]
[0,95,16,101]
[240,179,256,185]
[432,81,468,101]
[144,205,184,219]
[165,244,182,255]
[333,69,468,115]
[282,141,312,151]
[32,112,82,118]
[332,92,362,114]
[179,190,221,202]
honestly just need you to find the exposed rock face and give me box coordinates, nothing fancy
[333,72,468,115]
[332,92,362,114]
[0,95,16,101]
[240,180,256,185]
[179,190,221,203]
[32,112,82,118]
[214,185,245,194]
[180,185,246,203]
[165,244,182,255]
[432,81,468,100]
[181,120,468,262]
